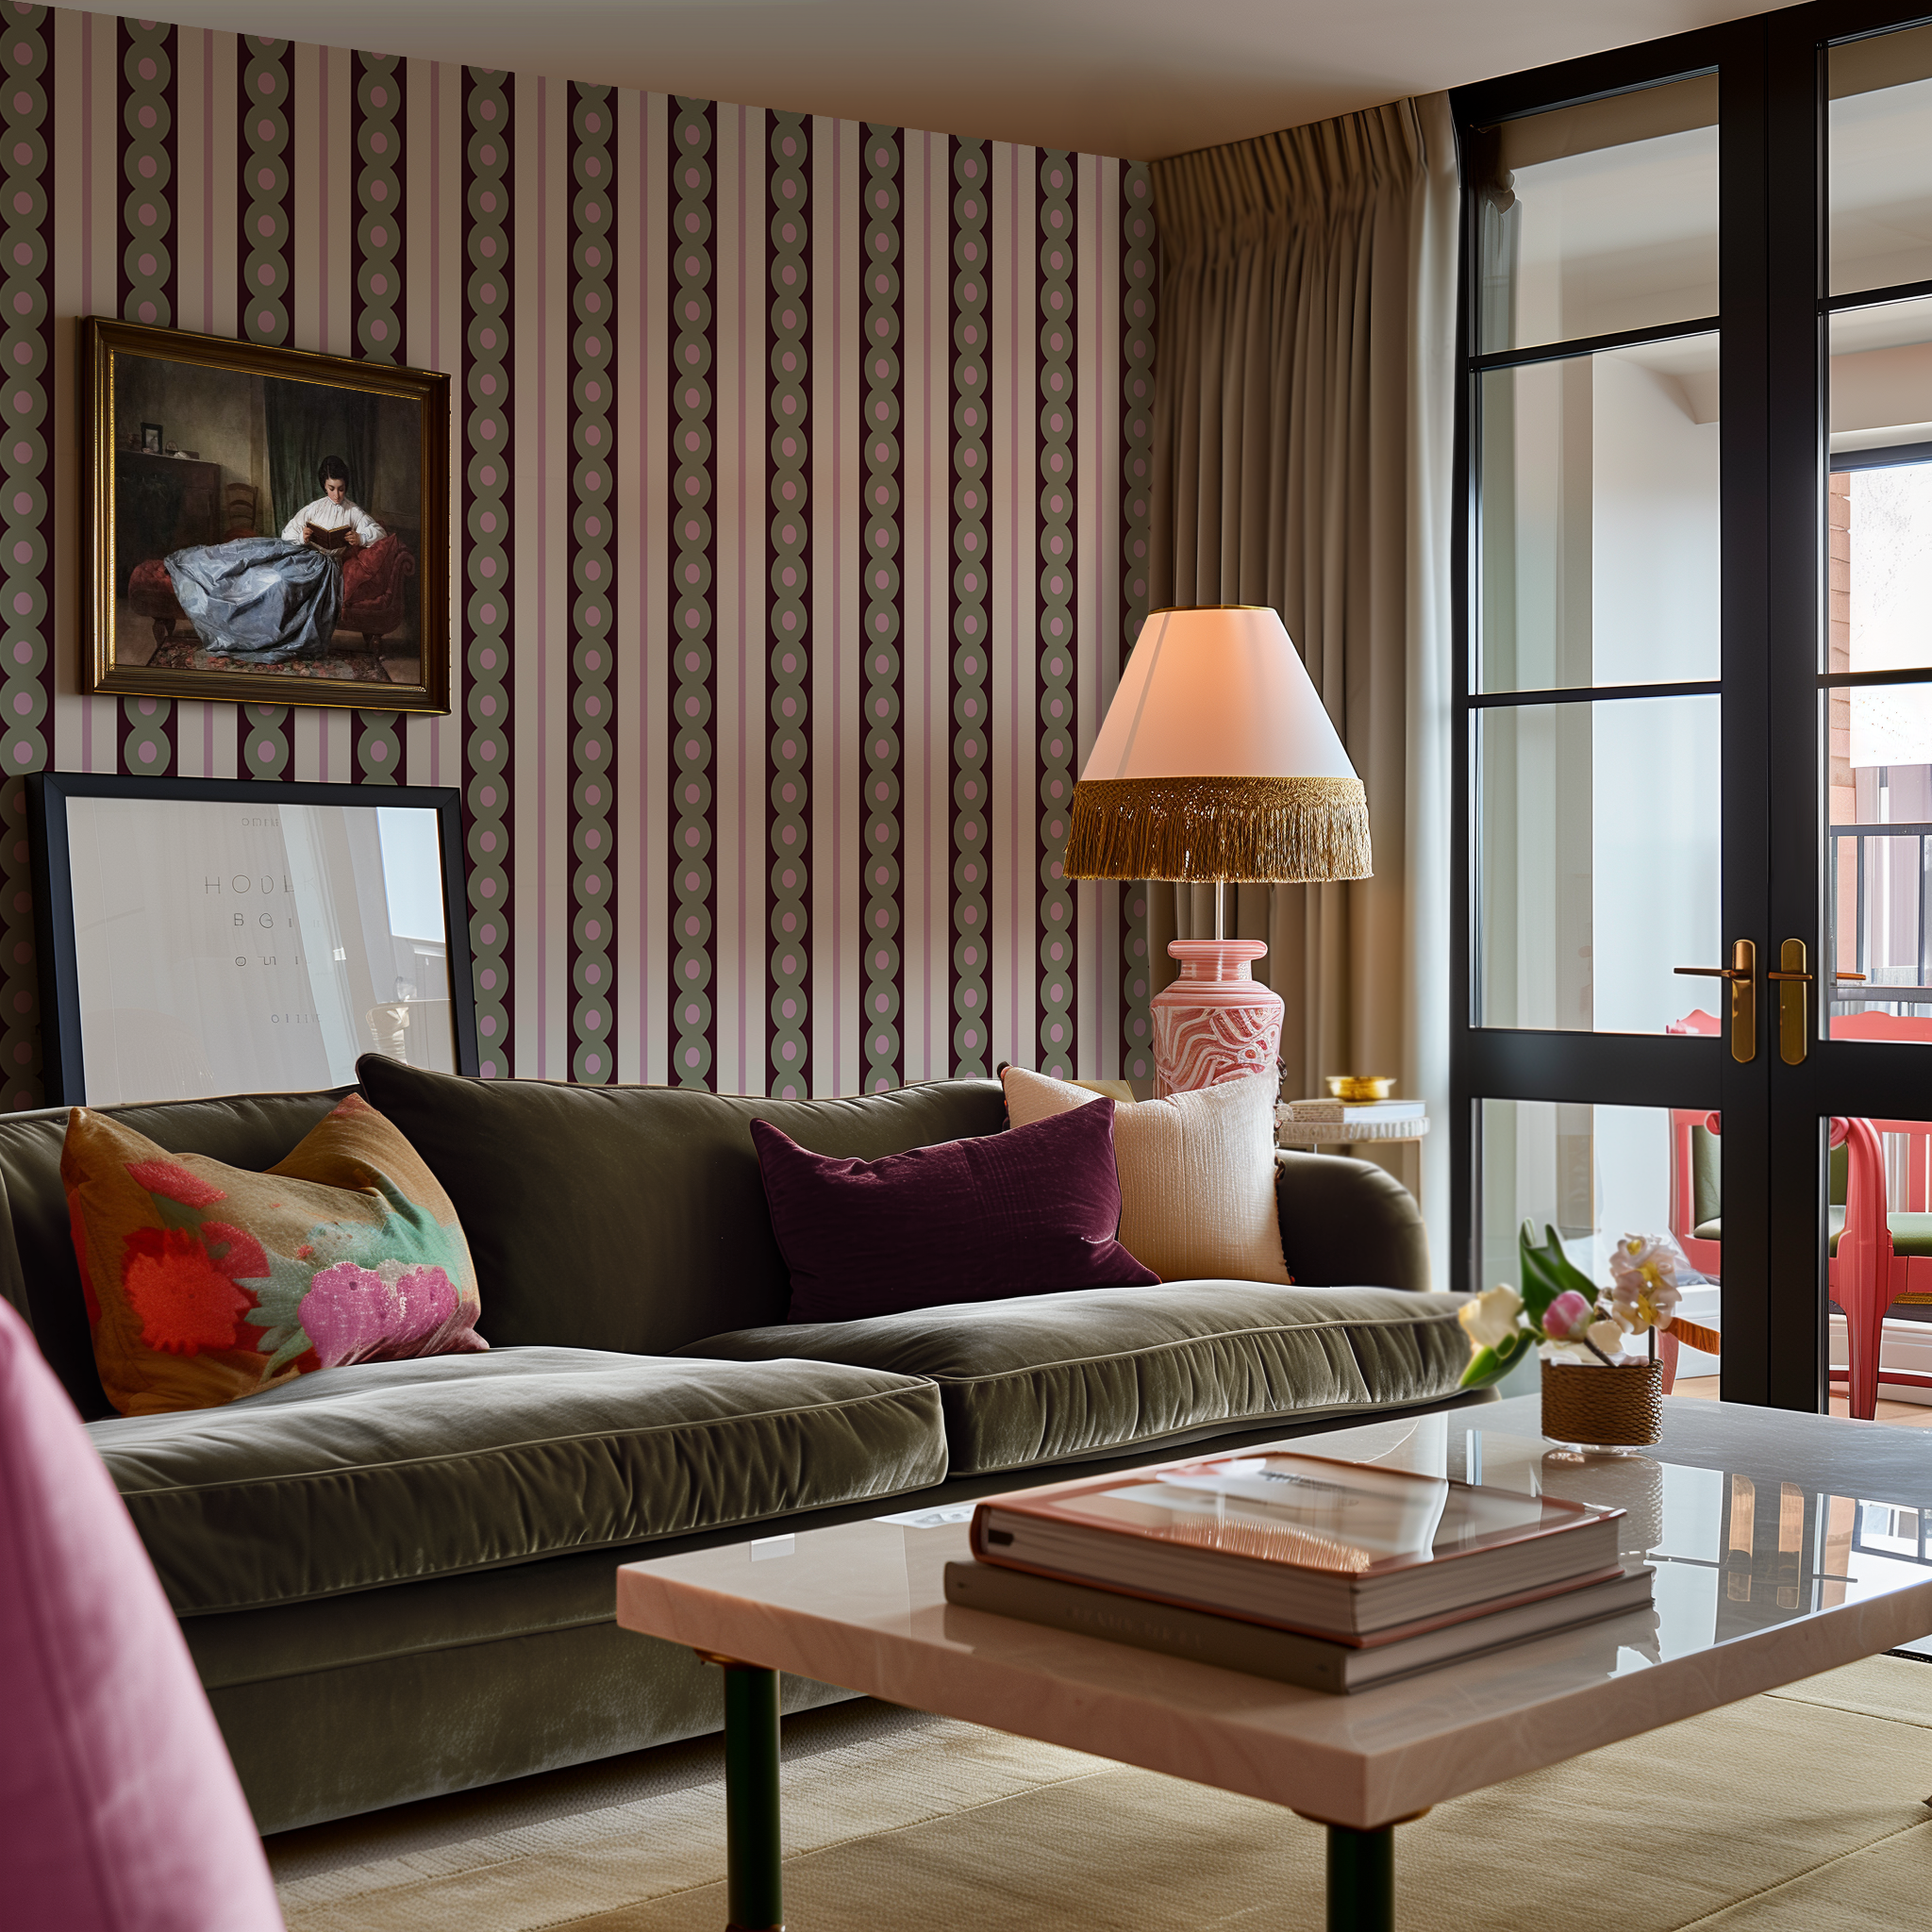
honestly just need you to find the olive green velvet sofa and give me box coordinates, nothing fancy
[0,1059,1464,1834]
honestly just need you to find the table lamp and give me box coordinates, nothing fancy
[1063,606,1372,1095]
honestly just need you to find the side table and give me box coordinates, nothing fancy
[1277,1111,1428,1201]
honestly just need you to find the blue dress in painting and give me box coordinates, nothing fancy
[164,537,341,663]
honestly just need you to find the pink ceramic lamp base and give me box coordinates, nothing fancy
[1151,939,1284,1096]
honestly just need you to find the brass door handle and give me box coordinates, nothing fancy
[1674,941,1756,1061]
[1774,939,1808,1063]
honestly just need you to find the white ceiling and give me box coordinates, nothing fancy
[155,0,1802,161]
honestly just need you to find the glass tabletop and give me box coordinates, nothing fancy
[1287,1395,1932,1678]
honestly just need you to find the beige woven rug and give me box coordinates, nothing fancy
[274,1657,1932,1931]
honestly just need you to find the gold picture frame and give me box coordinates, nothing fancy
[81,317,451,713]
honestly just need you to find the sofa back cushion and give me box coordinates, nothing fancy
[0,1089,352,1421]
[355,1057,1008,1352]
[92,1345,946,1614]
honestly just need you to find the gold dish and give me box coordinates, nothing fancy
[1325,1074,1395,1102]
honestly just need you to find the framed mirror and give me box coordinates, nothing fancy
[27,774,476,1106]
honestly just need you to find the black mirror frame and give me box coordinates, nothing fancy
[25,771,477,1106]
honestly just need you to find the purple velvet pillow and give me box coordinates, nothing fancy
[750,1100,1159,1323]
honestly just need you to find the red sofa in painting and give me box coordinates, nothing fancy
[129,531,417,653]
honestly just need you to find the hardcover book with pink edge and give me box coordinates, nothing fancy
[970,1450,1624,1642]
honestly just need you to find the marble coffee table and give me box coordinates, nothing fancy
[616,1394,1932,1930]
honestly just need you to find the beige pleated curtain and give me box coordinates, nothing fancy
[1145,95,1457,1270]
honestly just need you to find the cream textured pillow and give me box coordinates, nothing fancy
[1000,1067,1289,1285]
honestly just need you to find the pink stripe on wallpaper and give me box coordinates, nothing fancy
[640,87,671,1086]
[614,84,644,1083]
[737,108,768,1098]
[718,106,753,1105]
[903,129,935,1083]
[543,71,571,1080]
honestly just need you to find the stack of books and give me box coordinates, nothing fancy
[1280,1096,1426,1137]
[945,1451,1651,1693]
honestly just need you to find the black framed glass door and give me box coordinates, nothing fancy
[1453,4,1932,1413]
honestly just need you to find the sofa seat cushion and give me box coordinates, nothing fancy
[684,1283,1469,1475]
[86,1346,946,1615]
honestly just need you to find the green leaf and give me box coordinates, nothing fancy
[1516,1220,1600,1323]
[1459,1327,1534,1391]
[154,1195,205,1235]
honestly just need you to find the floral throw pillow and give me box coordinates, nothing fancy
[62,1092,485,1416]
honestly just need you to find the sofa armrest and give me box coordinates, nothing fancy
[1274,1149,1430,1292]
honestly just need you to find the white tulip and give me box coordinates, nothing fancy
[1458,1284,1524,1352]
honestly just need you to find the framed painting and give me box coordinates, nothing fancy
[80,317,451,713]
[27,773,478,1106]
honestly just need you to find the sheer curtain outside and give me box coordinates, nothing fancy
[1144,94,1456,1281]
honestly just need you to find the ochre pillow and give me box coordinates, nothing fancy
[1001,1067,1291,1285]
[63,1092,485,1417]
[751,1100,1158,1323]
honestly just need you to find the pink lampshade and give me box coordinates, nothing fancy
[1063,606,1371,884]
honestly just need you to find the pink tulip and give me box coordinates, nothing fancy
[1542,1290,1594,1341]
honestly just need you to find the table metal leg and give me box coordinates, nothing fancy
[701,1655,785,1931]
[1324,1823,1393,1932]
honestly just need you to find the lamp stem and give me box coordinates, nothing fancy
[1214,879,1224,941]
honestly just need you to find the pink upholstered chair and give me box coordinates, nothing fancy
[0,1296,284,1930]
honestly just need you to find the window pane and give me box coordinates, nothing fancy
[1829,454,1932,681]
[1830,25,1932,299]
[1478,338,1719,692]
[1829,296,1932,508]
[1474,75,1717,356]
[1478,1099,1722,1389]
[1824,687,1932,1032]
[1478,695,1720,1031]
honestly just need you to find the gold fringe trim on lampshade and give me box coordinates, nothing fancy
[1063,774,1373,883]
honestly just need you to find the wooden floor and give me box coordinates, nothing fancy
[1674,1374,1932,1426]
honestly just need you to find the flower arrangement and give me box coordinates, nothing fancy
[1458,1224,1690,1390]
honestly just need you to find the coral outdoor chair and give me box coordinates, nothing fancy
[1663,1008,1932,1417]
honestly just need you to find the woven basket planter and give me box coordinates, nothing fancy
[1541,1358,1664,1447]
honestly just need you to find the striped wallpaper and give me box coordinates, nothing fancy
[0,3,1158,1108]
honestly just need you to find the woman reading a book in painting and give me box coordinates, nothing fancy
[165,456,386,664]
